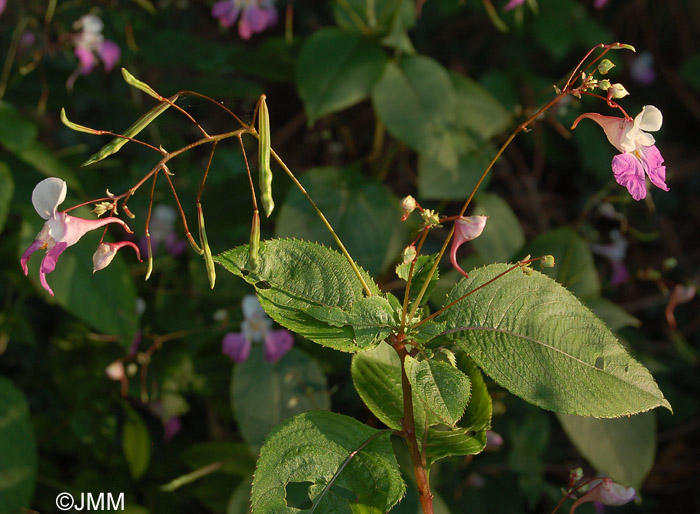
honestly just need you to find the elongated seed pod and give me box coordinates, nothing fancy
[258,95,274,217]
[197,204,216,289]
[249,210,261,270]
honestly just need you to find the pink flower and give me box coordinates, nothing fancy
[594,0,609,8]
[139,205,187,257]
[572,106,668,201]
[570,478,636,513]
[222,295,293,363]
[21,178,133,296]
[212,0,278,40]
[590,229,629,286]
[450,216,488,278]
[0,0,7,16]
[503,0,525,11]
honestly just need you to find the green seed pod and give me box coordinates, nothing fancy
[198,204,216,289]
[249,210,261,270]
[258,95,274,217]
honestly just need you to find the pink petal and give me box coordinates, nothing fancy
[163,416,182,441]
[572,113,629,154]
[21,240,45,275]
[610,261,630,286]
[450,216,487,278]
[264,330,294,362]
[611,153,646,201]
[594,0,609,7]
[98,40,120,71]
[570,479,636,512]
[212,0,240,28]
[74,46,96,74]
[222,332,251,362]
[640,145,669,192]
[238,19,253,39]
[39,242,68,296]
[59,213,131,247]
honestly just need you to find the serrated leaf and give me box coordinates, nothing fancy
[404,355,471,425]
[523,227,600,299]
[396,253,439,306]
[472,193,525,262]
[214,239,382,353]
[83,99,173,166]
[425,427,486,468]
[436,264,671,417]
[275,165,407,277]
[351,343,433,438]
[232,346,330,452]
[251,411,404,514]
[0,378,36,513]
[297,28,388,124]
[122,405,150,479]
[458,354,492,431]
[558,412,656,489]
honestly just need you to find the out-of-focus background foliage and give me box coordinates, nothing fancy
[1,0,698,512]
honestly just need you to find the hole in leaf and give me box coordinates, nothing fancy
[241,269,250,277]
[594,357,604,370]
[255,280,271,289]
[624,364,629,373]
[285,481,313,509]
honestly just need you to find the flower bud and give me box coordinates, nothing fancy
[541,254,555,268]
[92,201,113,217]
[400,195,416,215]
[421,209,440,227]
[607,83,629,100]
[597,79,611,91]
[105,361,125,381]
[597,59,615,75]
[450,216,487,277]
[93,241,141,273]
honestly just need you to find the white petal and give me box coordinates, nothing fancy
[32,177,67,220]
[638,105,662,132]
[242,294,266,320]
[637,132,656,147]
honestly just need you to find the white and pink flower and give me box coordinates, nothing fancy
[67,14,120,89]
[21,177,134,296]
[572,105,668,201]
[212,0,278,40]
[450,216,488,278]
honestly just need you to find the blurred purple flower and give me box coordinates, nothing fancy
[572,106,668,200]
[0,0,6,15]
[594,0,609,8]
[163,416,182,441]
[139,205,187,258]
[630,51,656,85]
[591,230,629,286]
[67,14,120,89]
[503,0,525,11]
[21,178,133,295]
[485,430,504,450]
[222,295,293,363]
[212,0,278,39]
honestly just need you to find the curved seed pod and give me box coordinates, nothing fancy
[258,95,274,217]
[249,210,261,270]
[198,204,216,289]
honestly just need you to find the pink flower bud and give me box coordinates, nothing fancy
[93,241,141,273]
[450,216,487,278]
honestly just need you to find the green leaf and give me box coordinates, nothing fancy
[20,217,139,347]
[215,239,382,352]
[425,427,486,468]
[251,411,404,514]
[0,162,14,233]
[451,72,511,141]
[297,28,388,124]
[558,412,656,489]
[275,165,407,277]
[122,405,151,480]
[179,442,256,476]
[436,264,671,417]
[0,378,36,513]
[471,193,525,262]
[332,0,410,35]
[351,343,433,436]
[372,55,456,153]
[0,101,37,151]
[508,405,550,508]
[83,100,172,166]
[232,346,330,452]
[458,355,492,431]
[523,227,601,299]
[13,141,80,189]
[404,355,471,425]
[396,254,439,307]
[417,144,494,200]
